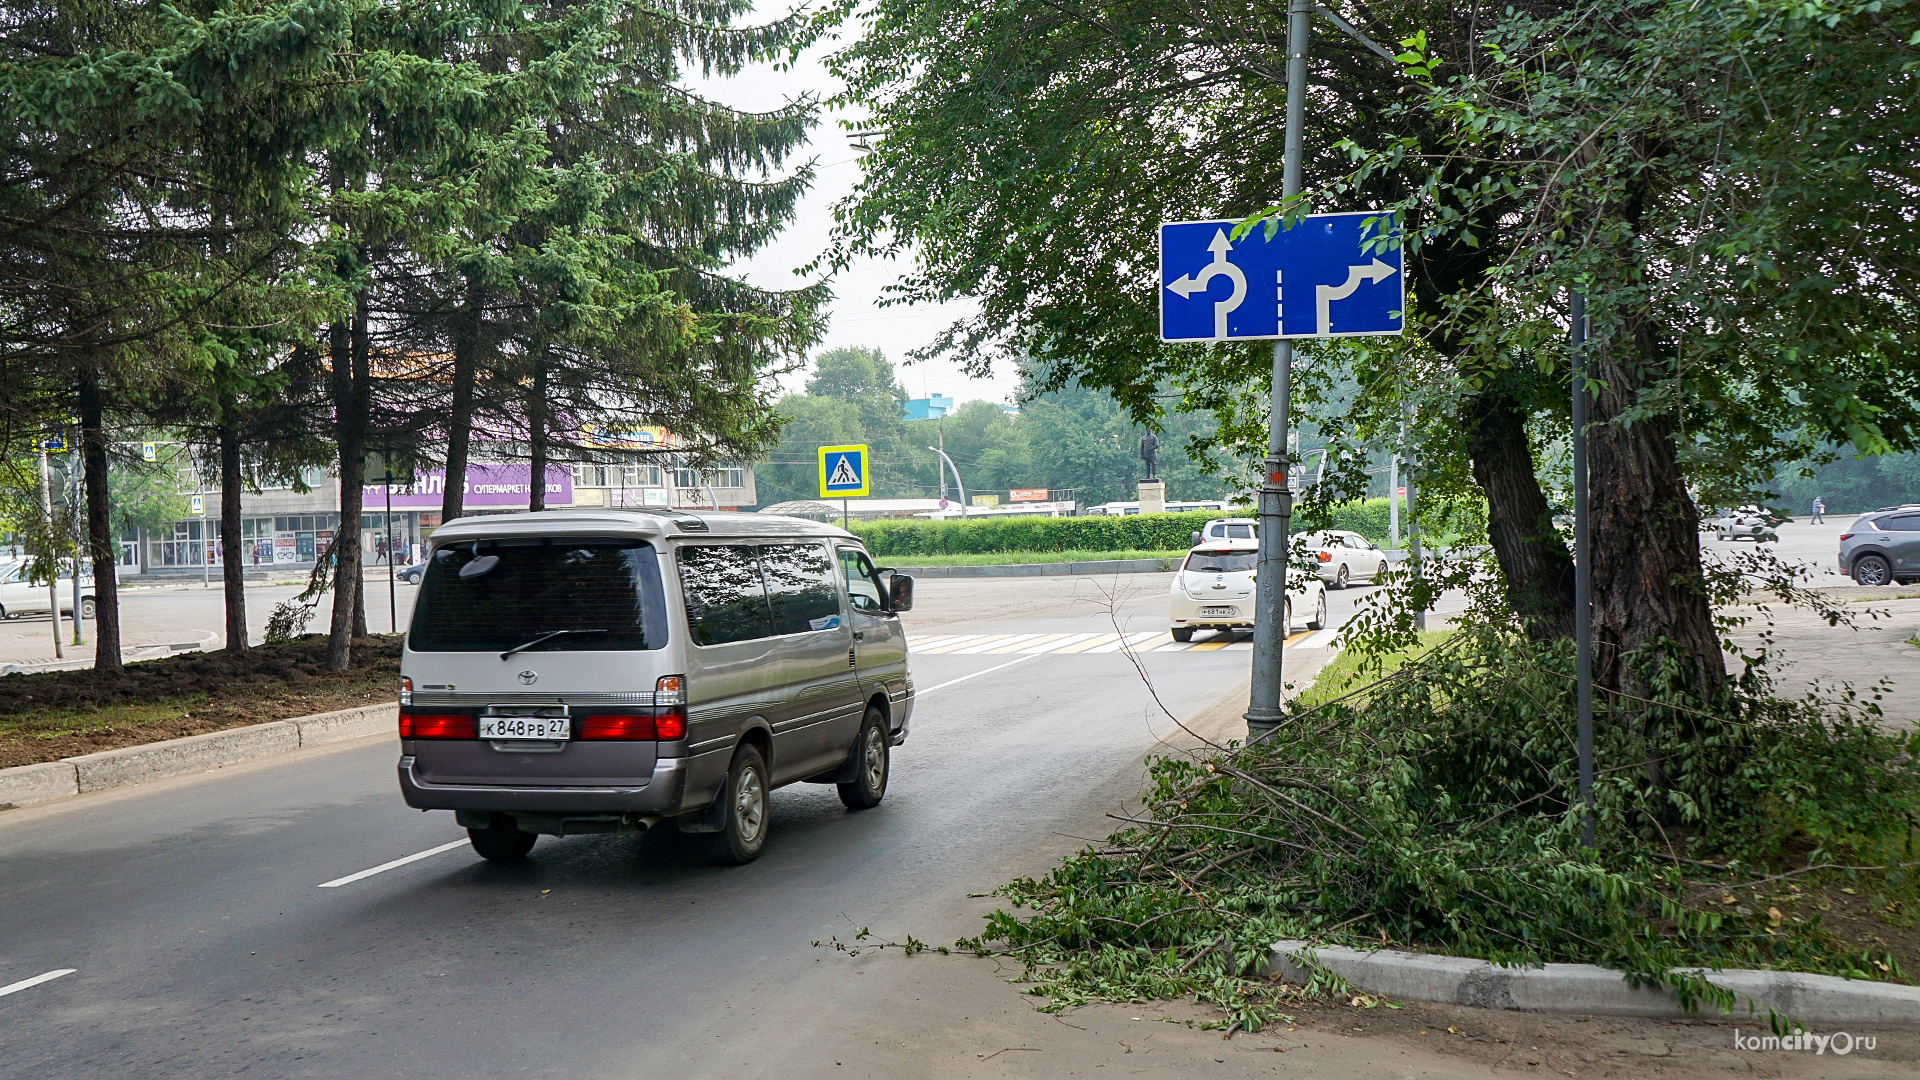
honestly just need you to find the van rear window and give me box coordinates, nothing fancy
[409,538,667,652]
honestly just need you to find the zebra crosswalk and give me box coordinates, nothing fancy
[905,627,1340,656]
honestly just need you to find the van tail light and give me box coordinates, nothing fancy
[579,714,656,740]
[653,675,687,740]
[578,676,687,741]
[1316,552,1332,562]
[400,711,476,739]
[399,676,413,706]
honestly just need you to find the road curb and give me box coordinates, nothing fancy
[1269,941,1920,1025]
[0,702,397,810]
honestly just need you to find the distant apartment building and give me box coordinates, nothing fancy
[132,424,753,575]
[902,394,954,421]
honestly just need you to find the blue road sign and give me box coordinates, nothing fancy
[818,444,870,498]
[1159,211,1403,342]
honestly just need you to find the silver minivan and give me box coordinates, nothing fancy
[396,509,915,865]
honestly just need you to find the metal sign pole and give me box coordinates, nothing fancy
[70,462,84,645]
[1571,292,1594,846]
[1245,0,1312,742]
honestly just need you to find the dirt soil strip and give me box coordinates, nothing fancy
[0,635,401,770]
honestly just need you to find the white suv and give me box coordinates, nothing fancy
[1168,540,1326,642]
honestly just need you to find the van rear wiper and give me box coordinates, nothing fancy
[498,628,606,660]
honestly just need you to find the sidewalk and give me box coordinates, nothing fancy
[0,626,218,674]
[1726,589,1920,730]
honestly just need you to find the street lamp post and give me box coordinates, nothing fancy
[928,445,969,518]
[38,441,63,659]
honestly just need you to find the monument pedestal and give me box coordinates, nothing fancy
[1137,479,1167,515]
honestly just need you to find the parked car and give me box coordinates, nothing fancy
[1191,517,1258,545]
[1167,539,1326,642]
[1839,505,1920,586]
[397,509,915,866]
[1707,505,1781,541]
[395,561,427,585]
[0,560,95,619]
[1305,530,1391,589]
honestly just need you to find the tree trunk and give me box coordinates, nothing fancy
[1587,314,1726,721]
[326,279,370,669]
[219,424,248,650]
[442,279,481,523]
[1467,391,1577,640]
[529,345,548,513]
[77,374,120,673]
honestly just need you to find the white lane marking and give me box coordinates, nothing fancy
[0,969,75,999]
[1297,628,1341,649]
[1087,631,1165,653]
[917,653,1042,696]
[1021,631,1101,653]
[954,633,1042,654]
[318,839,469,888]
[911,634,993,654]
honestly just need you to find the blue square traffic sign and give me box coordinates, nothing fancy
[1159,211,1403,342]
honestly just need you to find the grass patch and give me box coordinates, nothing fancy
[1295,629,1453,709]
[886,549,1187,567]
[0,635,401,768]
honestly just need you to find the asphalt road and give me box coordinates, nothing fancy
[0,575,1378,1079]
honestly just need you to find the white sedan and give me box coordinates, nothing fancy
[1168,541,1327,642]
[1306,530,1391,589]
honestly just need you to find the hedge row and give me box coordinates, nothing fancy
[849,500,1407,558]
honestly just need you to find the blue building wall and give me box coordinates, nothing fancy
[903,394,955,421]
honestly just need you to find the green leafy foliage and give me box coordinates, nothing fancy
[968,625,1920,1031]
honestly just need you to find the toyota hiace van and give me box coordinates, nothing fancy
[396,509,914,865]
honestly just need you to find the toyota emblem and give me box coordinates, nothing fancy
[517,670,538,685]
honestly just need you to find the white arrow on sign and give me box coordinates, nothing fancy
[1314,258,1398,335]
[1166,229,1247,339]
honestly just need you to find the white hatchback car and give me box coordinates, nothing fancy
[1168,540,1327,642]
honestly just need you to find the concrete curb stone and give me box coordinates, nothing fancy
[1269,941,1920,1025]
[0,701,398,810]
[65,722,302,793]
[0,761,79,809]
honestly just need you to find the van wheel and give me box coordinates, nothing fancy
[1171,627,1194,642]
[80,597,95,619]
[707,744,770,865]
[468,817,536,862]
[839,708,891,811]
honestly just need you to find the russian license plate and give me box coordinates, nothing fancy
[480,714,571,740]
[1200,606,1238,617]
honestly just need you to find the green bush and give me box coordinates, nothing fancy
[850,500,1425,559]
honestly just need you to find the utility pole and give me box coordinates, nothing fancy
[1572,292,1593,846]
[1244,0,1312,743]
[38,442,63,658]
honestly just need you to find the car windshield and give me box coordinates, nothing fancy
[1186,550,1258,573]
[409,537,667,652]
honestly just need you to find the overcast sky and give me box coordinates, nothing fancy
[687,30,1020,407]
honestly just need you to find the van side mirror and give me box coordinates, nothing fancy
[886,573,914,613]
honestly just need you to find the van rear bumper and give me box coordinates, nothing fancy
[398,753,688,814]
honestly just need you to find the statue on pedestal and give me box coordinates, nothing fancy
[1139,432,1159,481]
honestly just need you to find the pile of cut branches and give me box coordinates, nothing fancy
[966,626,1920,1032]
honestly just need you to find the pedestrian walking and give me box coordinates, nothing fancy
[1811,496,1825,524]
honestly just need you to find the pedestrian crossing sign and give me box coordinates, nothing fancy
[818,444,869,498]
